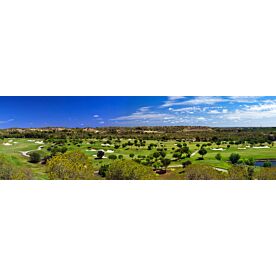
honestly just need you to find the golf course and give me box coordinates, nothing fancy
[1,135,275,180]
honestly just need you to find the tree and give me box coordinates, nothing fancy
[229,153,240,164]
[46,151,94,180]
[29,151,41,163]
[97,150,105,159]
[215,153,222,161]
[198,147,207,159]
[106,160,155,180]
[173,152,182,160]
[161,158,171,171]
[153,151,160,159]
[129,153,135,158]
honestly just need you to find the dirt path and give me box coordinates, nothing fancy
[19,146,43,157]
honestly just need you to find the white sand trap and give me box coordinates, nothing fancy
[35,141,44,144]
[8,140,13,142]
[106,150,114,153]
[93,154,107,159]
[191,150,198,157]
[253,146,270,149]
[238,148,247,150]
[211,148,225,151]
[13,142,18,144]
[86,149,97,152]
[3,143,12,146]
[27,140,35,142]
[246,146,250,148]
[101,143,110,146]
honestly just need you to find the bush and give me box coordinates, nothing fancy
[46,151,94,180]
[99,164,109,177]
[215,153,222,160]
[106,160,155,180]
[108,154,117,160]
[228,166,249,180]
[184,164,226,180]
[0,155,32,180]
[182,160,192,168]
[263,161,272,167]
[256,167,276,180]
[129,153,135,158]
[244,157,255,166]
[229,153,241,164]
[29,151,41,163]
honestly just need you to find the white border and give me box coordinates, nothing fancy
[1,0,276,275]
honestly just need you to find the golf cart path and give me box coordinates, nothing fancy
[191,150,199,157]
[19,146,43,157]
[168,164,228,173]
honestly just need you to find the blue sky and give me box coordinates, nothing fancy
[0,96,276,128]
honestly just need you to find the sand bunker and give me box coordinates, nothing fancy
[3,143,12,146]
[238,148,247,150]
[8,140,13,142]
[86,149,97,152]
[35,141,44,144]
[27,140,35,142]
[106,150,114,153]
[101,143,111,146]
[253,146,270,149]
[211,148,225,151]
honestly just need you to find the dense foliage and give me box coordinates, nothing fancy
[46,151,95,180]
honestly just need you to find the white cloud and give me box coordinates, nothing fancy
[227,96,262,103]
[161,96,225,108]
[0,119,14,124]
[196,117,207,121]
[93,115,99,118]
[208,110,220,114]
[111,106,175,122]
[222,100,276,124]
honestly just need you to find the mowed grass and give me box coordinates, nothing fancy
[0,138,275,179]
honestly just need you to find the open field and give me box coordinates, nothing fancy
[0,137,275,180]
